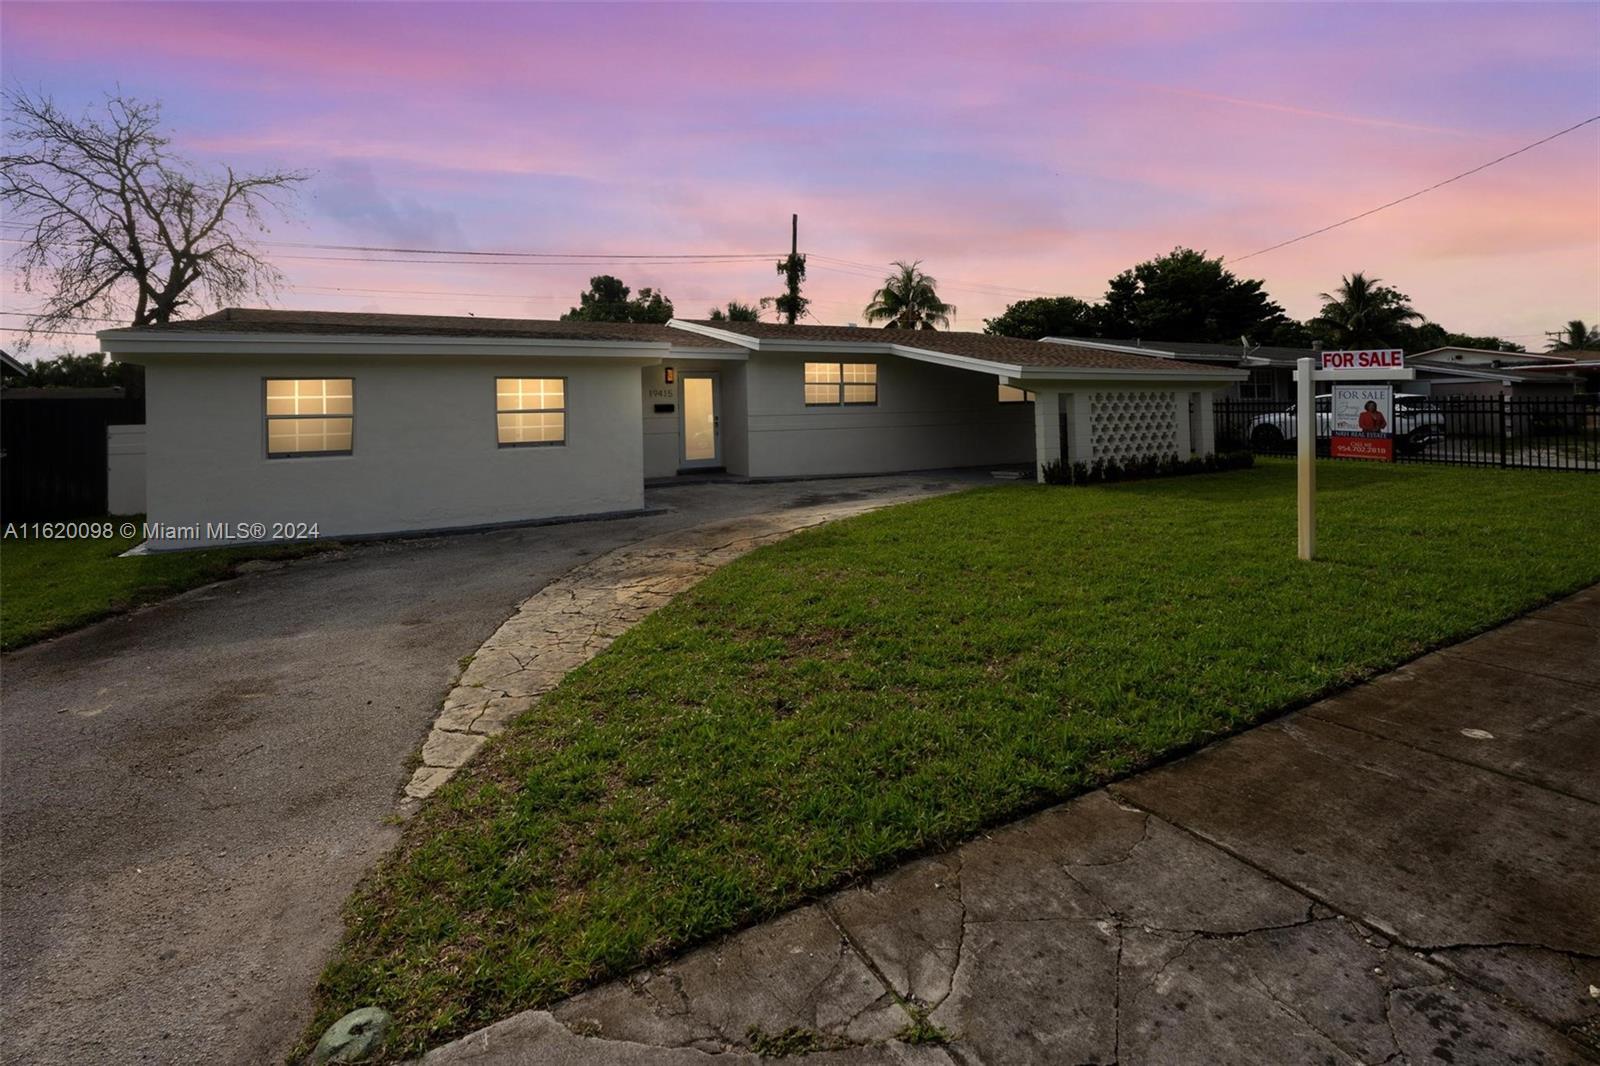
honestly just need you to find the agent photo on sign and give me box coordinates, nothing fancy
[1359,400,1388,433]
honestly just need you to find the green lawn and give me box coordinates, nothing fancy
[0,522,325,650]
[308,461,1600,1058]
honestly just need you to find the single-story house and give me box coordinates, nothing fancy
[96,309,1242,548]
[1407,347,1585,398]
[1051,340,1592,401]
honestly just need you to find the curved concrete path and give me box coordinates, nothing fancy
[0,474,977,1066]
[420,586,1600,1066]
[404,486,972,807]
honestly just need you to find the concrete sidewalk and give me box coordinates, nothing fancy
[422,586,1600,1066]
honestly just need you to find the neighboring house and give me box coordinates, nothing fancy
[1046,338,1307,402]
[1051,340,1591,401]
[1516,349,1600,392]
[96,309,1241,549]
[1407,347,1585,397]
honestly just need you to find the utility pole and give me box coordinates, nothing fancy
[774,213,807,325]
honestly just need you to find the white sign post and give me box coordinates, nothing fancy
[1293,352,1416,561]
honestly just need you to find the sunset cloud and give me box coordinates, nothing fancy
[2,1,1596,351]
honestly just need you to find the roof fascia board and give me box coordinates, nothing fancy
[97,329,684,360]
[665,320,760,348]
[1015,365,1246,382]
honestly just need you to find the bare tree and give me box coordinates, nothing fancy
[1,89,307,342]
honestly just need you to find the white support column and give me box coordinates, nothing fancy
[1033,388,1063,482]
[1195,391,1217,456]
[1296,357,1317,560]
[1174,391,1193,458]
[1066,391,1094,465]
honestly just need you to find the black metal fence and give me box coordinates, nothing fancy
[1,389,145,520]
[1216,394,1600,473]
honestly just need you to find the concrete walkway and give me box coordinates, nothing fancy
[421,586,1600,1066]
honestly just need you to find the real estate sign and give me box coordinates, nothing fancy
[1330,384,1394,461]
[1319,348,1405,372]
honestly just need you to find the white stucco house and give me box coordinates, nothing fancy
[96,309,1242,548]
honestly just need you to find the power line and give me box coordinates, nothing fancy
[263,238,779,260]
[276,253,775,268]
[288,284,557,300]
[0,224,780,262]
[1228,114,1600,264]
[809,256,1074,300]
[0,311,124,323]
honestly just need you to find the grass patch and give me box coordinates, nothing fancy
[307,461,1600,1058]
[0,521,327,650]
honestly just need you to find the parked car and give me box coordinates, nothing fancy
[1248,394,1444,452]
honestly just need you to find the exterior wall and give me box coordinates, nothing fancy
[641,361,749,477]
[743,352,1033,477]
[1415,378,1579,399]
[107,424,146,515]
[141,354,644,548]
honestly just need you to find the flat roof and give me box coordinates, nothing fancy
[675,320,1233,375]
[110,308,745,351]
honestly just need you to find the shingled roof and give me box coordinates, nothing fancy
[122,308,744,350]
[675,320,1232,374]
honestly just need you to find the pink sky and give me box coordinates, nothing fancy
[3,1,1598,353]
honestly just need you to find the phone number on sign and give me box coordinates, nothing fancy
[3,521,322,541]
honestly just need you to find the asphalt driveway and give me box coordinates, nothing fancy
[0,474,975,1066]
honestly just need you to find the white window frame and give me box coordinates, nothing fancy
[804,361,878,406]
[263,378,355,459]
[496,376,568,448]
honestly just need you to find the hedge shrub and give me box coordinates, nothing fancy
[1039,450,1254,486]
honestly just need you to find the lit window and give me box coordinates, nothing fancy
[265,379,353,457]
[998,384,1035,403]
[497,377,566,446]
[804,362,877,406]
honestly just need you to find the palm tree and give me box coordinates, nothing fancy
[707,300,760,322]
[1546,319,1600,351]
[863,261,955,330]
[1312,272,1422,347]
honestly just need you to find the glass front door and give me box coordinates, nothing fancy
[679,372,721,468]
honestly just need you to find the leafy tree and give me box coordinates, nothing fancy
[1311,272,1422,348]
[863,260,955,330]
[707,300,760,322]
[1261,318,1316,349]
[1098,248,1289,343]
[560,275,674,323]
[983,296,1099,341]
[1546,319,1600,351]
[5,350,143,395]
[0,89,306,344]
[772,252,808,324]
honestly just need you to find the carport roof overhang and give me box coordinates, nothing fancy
[96,328,739,363]
[667,320,1245,384]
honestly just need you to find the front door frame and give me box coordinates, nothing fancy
[677,370,722,470]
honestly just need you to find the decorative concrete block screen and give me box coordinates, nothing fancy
[1089,390,1179,463]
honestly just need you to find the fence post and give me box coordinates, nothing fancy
[1498,395,1507,468]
